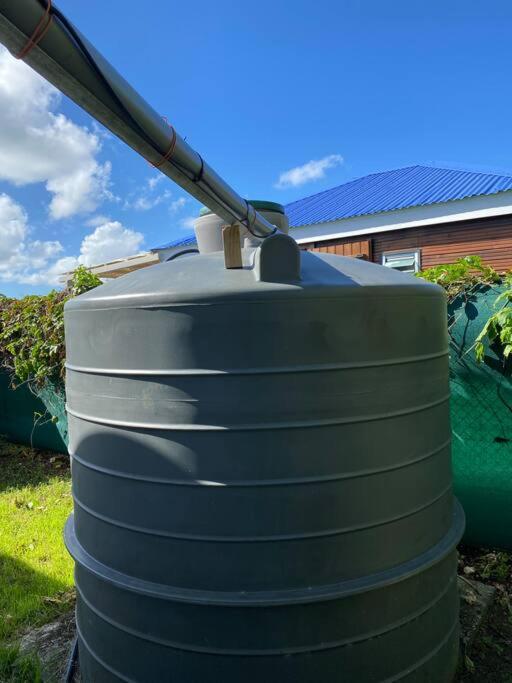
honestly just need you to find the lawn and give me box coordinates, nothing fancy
[0,438,74,643]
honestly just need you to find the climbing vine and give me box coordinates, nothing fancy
[417,255,501,300]
[417,256,512,366]
[0,266,101,387]
[474,277,512,363]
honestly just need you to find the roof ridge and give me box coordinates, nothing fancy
[285,164,512,211]
[412,162,512,178]
[284,164,512,229]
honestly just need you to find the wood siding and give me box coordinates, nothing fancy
[299,214,512,272]
[308,239,372,260]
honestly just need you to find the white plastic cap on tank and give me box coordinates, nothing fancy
[194,200,289,254]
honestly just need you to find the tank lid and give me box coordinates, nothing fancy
[199,200,285,218]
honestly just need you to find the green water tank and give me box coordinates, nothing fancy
[64,229,464,682]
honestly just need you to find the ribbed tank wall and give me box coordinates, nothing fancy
[64,250,464,682]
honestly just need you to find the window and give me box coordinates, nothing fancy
[382,249,421,273]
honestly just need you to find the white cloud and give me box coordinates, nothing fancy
[125,175,178,212]
[130,189,172,211]
[40,256,81,285]
[78,221,144,266]
[180,215,197,230]
[275,154,343,189]
[85,214,111,228]
[0,194,144,286]
[147,174,164,190]
[0,194,27,261]
[0,47,112,218]
[169,197,188,213]
[29,219,144,285]
[0,193,64,284]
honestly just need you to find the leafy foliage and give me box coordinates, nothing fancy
[475,275,512,364]
[417,255,500,300]
[0,266,101,386]
[417,256,512,366]
[67,264,103,297]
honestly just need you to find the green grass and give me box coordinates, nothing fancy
[0,645,42,682]
[0,439,74,642]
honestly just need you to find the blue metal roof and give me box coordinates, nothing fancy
[150,234,197,251]
[286,165,512,228]
[151,165,512,249]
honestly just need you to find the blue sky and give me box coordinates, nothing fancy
[0,0,511,296]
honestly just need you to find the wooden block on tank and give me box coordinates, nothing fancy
[222,224,243,269]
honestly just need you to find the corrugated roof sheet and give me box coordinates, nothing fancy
[286,165,512,228]
[150,234,197,251]
[151,165,512,249]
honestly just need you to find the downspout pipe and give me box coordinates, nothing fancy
[0,1,277,239]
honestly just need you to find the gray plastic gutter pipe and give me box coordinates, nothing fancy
[0,1,277,239]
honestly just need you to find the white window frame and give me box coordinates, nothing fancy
[382,249,421,273]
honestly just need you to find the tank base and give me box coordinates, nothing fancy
[66,506,464,683]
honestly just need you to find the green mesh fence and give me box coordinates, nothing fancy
[33,380,68,448]
[449,285,512,549]
[0,372,67,453]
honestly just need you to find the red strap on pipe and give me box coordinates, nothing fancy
[151,116,178,168]
[15,0,53,60]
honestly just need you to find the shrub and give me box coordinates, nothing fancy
[0,266,101,387]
